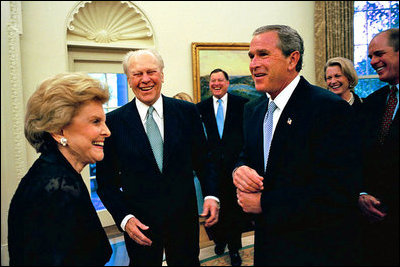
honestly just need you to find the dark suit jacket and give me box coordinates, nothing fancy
[197,93,248,182]
[352,92,363,110]
[8,147,112,266]
[238,76,362,265]
[359,85,399,208]
[197,94,251,238]
[96,95,218,249]
[358,85,399,265]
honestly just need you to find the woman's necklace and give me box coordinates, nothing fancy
[346,92,354,105]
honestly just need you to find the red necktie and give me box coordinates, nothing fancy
[378,86,398,144]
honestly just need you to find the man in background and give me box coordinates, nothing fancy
[358,28,399,266]
[197,68,250,266]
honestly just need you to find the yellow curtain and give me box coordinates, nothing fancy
[314,1,354,88]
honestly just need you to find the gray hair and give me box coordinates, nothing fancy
[253,25,304,72]
[122,49,165,76]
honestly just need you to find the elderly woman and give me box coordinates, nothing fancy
[8,73,112,265]
[324,57,363,108]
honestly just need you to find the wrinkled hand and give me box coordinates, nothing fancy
[237,189,262,214]
[358,194,386,223]
[125,217,152,246]
[201,198,219,227]
[233,166,263,193]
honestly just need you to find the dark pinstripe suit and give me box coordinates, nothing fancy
[96,95,218,265]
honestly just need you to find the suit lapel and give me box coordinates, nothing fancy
[266,78,308,176]
[374,85,391,119]
[224,94,235,135]
[204,98,219,140]
[120,99,159,169]
[162,96,180,171]
[274,80,306,135]
[252,98,269,173]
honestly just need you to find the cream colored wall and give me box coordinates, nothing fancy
[138,1,315,97]
[1,1,315,265]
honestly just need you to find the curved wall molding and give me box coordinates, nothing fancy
[66,1,154,47]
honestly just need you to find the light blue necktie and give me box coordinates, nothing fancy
[146,106,163,172]
[216,99,224,139]
[263,101,277,171]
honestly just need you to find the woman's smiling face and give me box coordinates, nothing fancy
[325,65,350,97]
[59,100,111,172]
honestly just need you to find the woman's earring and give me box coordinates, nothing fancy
[60,137,68,147]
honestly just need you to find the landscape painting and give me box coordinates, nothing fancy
[191,42,264,103]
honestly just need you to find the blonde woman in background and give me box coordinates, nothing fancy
[324,57,363,108]
[173,92,194,102]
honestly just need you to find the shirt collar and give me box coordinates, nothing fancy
[213,93,228,104]
[135,95,164,122]
[266,74,300,111]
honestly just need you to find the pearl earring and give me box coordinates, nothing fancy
[60,137,68,147]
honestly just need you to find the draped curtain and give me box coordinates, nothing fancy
[314,1,354,88]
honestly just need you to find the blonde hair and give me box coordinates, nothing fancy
[173,92,193,103]
[25,72,109,152]
[324,57,358,91]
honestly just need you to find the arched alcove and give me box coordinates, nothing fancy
[66,1,155,48]
[65,1,156,227]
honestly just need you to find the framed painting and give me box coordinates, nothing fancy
[191,42,263,103]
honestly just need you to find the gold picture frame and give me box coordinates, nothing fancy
[191,42,252,103]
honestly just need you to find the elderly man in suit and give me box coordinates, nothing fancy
[197,69,250,266]
[358,28,399,266]
[96,49,220,266]
[233,25,362,266]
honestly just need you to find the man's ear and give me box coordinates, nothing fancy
[288,51,300,72]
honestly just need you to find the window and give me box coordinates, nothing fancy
[353,1,399,98]
[88,73,129,211]
[89,73,128,113]
[66,0,154,226]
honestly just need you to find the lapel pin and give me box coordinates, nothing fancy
[287,118,292,125]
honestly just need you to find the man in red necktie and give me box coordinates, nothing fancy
[358,28,399,266]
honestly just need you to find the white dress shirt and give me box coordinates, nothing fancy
[265,75,300,137]
[136,96,164,140]
[213,93,228,122]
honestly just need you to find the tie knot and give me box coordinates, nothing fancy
[217,99,222,104]
[268,101,277,113]
[147,106,155,116]
[390,85,398,94]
